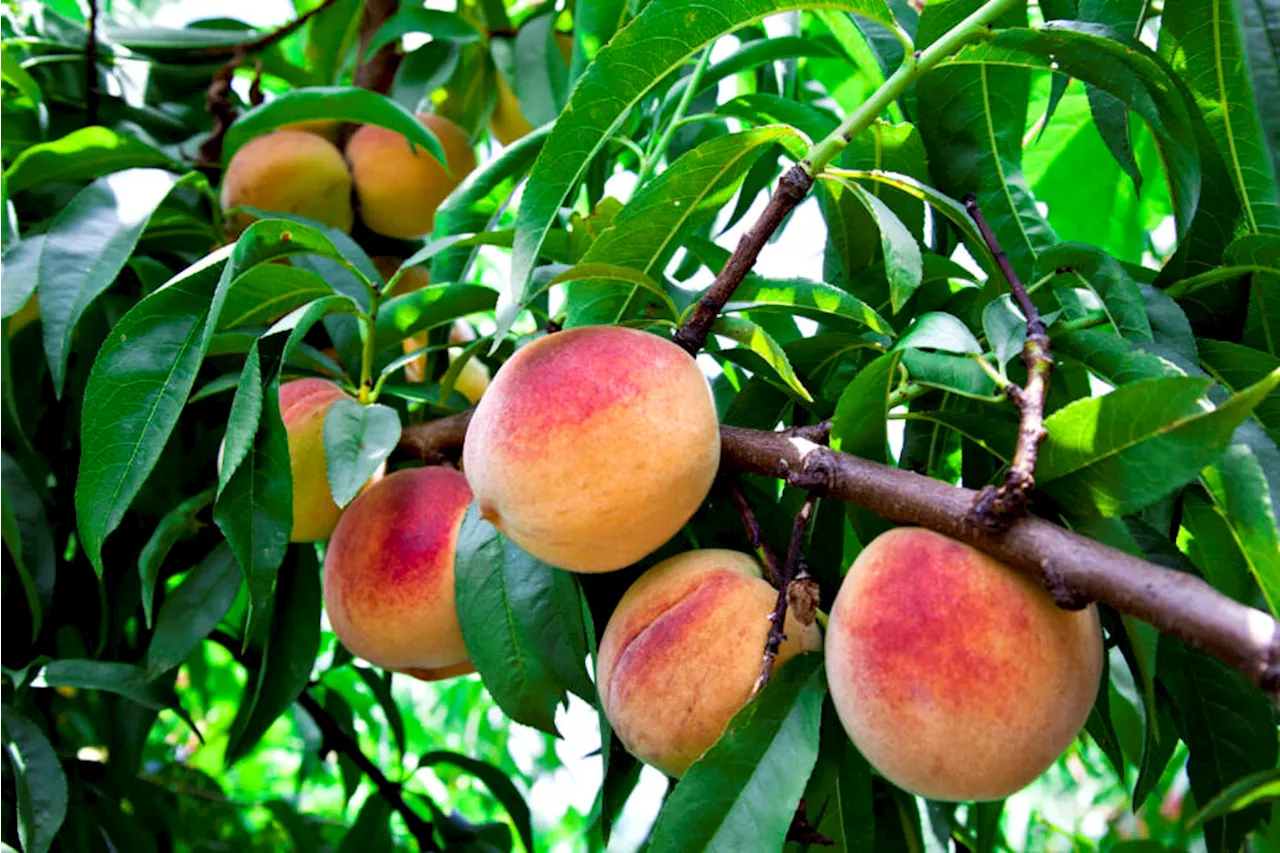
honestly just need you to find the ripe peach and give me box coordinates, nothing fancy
[597,549,821,777]
[346,114,476,239]
[220,130,354,235]
[462,326,720,572]
[399,660,477,682]
[825,527,1103,801]
[277,378,377,542]
[323,467,473,670]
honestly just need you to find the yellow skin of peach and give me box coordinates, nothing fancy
[448,349,490,404]
[346,114,477,239]
[220,130,354,235]
[597,549,821,777]
[323,466,473,670]
[462,326,721,572]
[278,378,362,543]
[825,527,1103,802]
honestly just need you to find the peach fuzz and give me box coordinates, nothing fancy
[596,549,821,777]
[461,326,720,572]
[278,378,370,543]
[220,130,354,235]
[346,114,477,239]
[825,527,1103,802]
[323,467,473,671]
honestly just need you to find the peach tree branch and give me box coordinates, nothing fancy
[672,0,1018,355]
[964,193,1053,531]
[397,412,1280,697]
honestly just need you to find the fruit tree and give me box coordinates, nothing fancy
[2,0,1279,850]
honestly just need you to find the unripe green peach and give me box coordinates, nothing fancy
[825,527,1103,802]
[323,467,473,670]
[346,114,476,239]
[277,378,368,542]
[220,130,354,235]
[597,549,821,777]
[462,326,721,572]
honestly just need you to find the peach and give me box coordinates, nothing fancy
[462,326,720,572]
[825,527,1103,802]
[323,467,473,670]
[597,550,821,777]
[398,660,477,682]
[220,130,354,235]
[277,379,355,542]
[448,349,490,404]
[346,114,477,239]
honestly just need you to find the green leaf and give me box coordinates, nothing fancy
[224,87,445,168]
[509,11,569,126]
[453,504,593,734]
[138,488,215,628]
[917,1,1051,284]
[1192,768,1280,828]
[2,127,178,195]
[355,668,406,759]
[218,263,335,331]
[1,453,54,642]
[1200,443,1280,618]
[336,790,393,853]
[144,544,241,680]
[418,751,534,853]
[648,654,825,852]
[1181,490,1257,606]
[38,168,185,395]
[826,177,923,313]
[1199,339,1280,437]
[225,546,322,766]
[723,277,894,337]
[76,247,232,576]
[1038,371,1280,517]
[712,316,812,402]
[551,263,678,323]
[1159,636,1278,852]
[1,44,42,105]
[564,127,801,328]
[374,284,498,352]
[322,400,400,508]
[1161,0,1280,233]
[365,7,482,57]
[823,169,996,274]
[43,660,185,714]
[1,707,66,853]
[213,346,293,634]
[1035,243,1152,341]
[982,295,1027,368]
[831,352,900,462]
[897,311,982,354]
[430,127,549,283]
[1,234,44,319]
[508,0,898,326]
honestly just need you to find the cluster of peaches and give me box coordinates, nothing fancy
[273,323,1102,802]
[220,102,1101,801]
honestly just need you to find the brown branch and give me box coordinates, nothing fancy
[297,690,441,851]
[672,164,814,355]
[396,414,1280,695]
[754,494,819,694]
[354,0,403,95]
[725,477,782,585]
[85,0,99,126]
[786,799,833,847]
[964,194,1052,531]
[196,0,343,165]
[195,0,343,58]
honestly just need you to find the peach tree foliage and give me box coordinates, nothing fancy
[2,0,1279,849]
